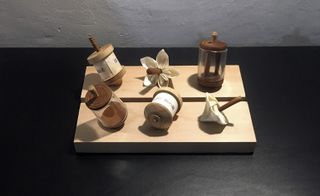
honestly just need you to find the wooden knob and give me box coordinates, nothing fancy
[211,32,218,41]
[89,36,100,52]
[147,68,162,75]
[88,85,99,97]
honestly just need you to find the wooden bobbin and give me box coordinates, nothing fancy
[144,87,183,129]
[87,37,125,86]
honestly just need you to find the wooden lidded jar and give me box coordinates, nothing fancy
[87,37,126,86]
[85,83,127,129]
[144,87,183,129]
[198,32,227,88]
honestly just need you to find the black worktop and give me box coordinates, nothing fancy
[1,47,320,195]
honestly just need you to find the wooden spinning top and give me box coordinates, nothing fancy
[87,36,126,86]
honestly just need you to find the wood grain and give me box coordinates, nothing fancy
[81,65,245,102]
[74,101,256,153]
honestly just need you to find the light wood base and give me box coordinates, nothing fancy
[81,65,245,101]
[75,65,256,153]
[74,101,256,153]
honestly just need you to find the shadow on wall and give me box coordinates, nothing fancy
[281,28,311,45]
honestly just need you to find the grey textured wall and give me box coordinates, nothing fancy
[1,0,320,47]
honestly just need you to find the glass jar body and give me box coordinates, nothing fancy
[197,48,227,88]
[92,92,127,129]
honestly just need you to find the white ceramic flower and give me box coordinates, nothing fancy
[140,49,179,87]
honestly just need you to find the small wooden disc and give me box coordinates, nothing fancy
[144,102,173,129]
[198,76,224,88]
[87,44,114,65]
[105,67,126,86]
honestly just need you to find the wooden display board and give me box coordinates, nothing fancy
[81,65,245,101]
[74,65,256,153]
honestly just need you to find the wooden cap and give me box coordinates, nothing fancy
[154,87,183,113]
[87,44,114,65]
[85,83,112,110]
[105,67,126,86]
[144,102,173,129]
[199,32,227,51]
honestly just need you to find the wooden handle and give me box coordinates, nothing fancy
[218,96,242,111]
[147,68,162,75]
[88,85,99,97]
[89,36,100,52]
[211,32,218,41]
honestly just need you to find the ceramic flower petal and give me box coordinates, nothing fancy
[162,67,179,78]
[156,49,169,69]
[199,93,229,125]
[144,74,159,86]
[140,57,158,69]
[158,74,169,87]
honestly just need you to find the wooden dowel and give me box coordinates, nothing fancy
[89,37,100,52]
[203,53,211,76]
[218,96,242,111]
[211,32,218,41]
[213,53,221,76]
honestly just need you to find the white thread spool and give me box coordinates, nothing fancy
[87,37,126,86]
[144,87,183,129]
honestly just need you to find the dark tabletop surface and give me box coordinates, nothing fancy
[1,47,320,195]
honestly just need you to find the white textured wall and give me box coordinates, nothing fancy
[1,0,320,47]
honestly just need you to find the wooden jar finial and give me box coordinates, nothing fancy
[89,36,100,52]
[88,85,99,97]
[211,32,218,41]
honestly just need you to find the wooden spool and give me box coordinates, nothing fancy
[87,37,126,86]
[144,87,183,129]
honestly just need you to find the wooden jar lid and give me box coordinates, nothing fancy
[154,87,183,113]
[200,32,227,51]
[85,83,112,110]
[87,44,114,65]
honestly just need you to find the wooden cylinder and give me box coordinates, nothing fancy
[87,43,126,86]
[144,87,183,129]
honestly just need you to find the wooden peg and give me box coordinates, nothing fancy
[219,96,242,111]
[211,32,218,41]
[88,85,99,97]
[88,36,100,52]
